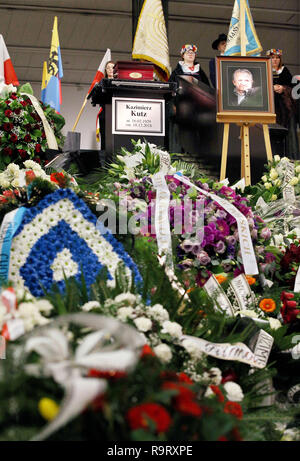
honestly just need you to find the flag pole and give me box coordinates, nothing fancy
[240,0,246,56]
[72,95,88,132]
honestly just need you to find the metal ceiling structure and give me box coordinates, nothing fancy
[1,0,299,87]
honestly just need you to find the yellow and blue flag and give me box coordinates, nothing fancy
[224,0,262,56]
[41,17,63,112]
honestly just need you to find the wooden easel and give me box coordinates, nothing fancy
[218,0,276,185]
[218,115,275,185]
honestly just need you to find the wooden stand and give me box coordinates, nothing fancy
[218,113,276,185]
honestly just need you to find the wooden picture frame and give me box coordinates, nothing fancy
[216,56,276,124]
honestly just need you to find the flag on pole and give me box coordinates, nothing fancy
[224,0,262,56]
[96,107,103,143]
[88,48,111,95]
[0,35,19,86]
[132,0,171,81]
[41,16,63,112]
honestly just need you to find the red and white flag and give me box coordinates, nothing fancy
[0,34,19,86]
[88,48,111,94]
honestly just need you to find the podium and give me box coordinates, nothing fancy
[89,74,176,160]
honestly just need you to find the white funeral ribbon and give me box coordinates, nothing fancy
[181,328,273,369]
[152,172,173,269]
[294,266,300,293]
[174,174,259,275]
[21,314,145,441]
[21,92,58,150]
[229,274,256,313]
[282,159,296,204]
[203,275,234,316]
[0,207,26,287]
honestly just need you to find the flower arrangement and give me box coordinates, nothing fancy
[8,188,142,297]
[0,84,65,169]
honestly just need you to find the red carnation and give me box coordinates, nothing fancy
[25,170,36,185]
[4,109,13,117]
[178,372,194,384]
[141,344,155,358]
[14,108,21,115]
[50,172,67,187]
[24,134,31,143]
[87,369,127,380]
[210,385,225,403]
[3,147,13,156]
[3,190,14,198]
[221,369,238,384]
[162,381,195,399]
[20,100,28,107]
[10,133,18,143]
[25,123,33,131]
[127,403,171,433]
[224,401,243,420]
[10,93,17,100]
[174,394,203,417]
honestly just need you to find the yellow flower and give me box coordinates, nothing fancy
[270,169,278,180]
[273,179,281,187]
[38,398,60,421]
[289,177,298,186]
[295,165,300,174]
[271,194,278,201]
[274,155,281,162]
[261,175,268,183]
[264,182,272,190]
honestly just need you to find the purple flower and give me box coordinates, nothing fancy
[182,239,194,253]
[216,219,230,236]
[191,243,202,255]
[260,227,271,240]
[215,240,226,254]
[226,235,236,246]
[251,229,258,240]
[215,209,227,219]
[265,252,276,263]
[197,251,211,265]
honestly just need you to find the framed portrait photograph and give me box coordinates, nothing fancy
[216,56,275,123]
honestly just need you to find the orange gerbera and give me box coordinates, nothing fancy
[259,298,276,313]
[245,275,256,286]
[215,274,227,284]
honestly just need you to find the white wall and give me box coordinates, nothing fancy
[31,83,99,150]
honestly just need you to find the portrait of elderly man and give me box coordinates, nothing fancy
[228,68,263,107]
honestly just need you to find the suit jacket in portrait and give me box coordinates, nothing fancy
[227,86,263,108]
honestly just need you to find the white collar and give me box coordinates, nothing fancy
[179,61,200,74]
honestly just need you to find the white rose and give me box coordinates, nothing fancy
[148,304,169,323]
[268,318,281,330]
[289,177,298,186]
[17,302,38,317]
[161,320,182,338]
[153,343,172,363]
[274,155,281,162]
[134,316,152,332]
[35,300,54,314]
[223,381,244,402]
[270,169,278,180]
[114,292,136,306]
[296,165,300,174]
[182,338,204,360]
[117,306,134,321]
[261,175,268,183]
[81,301,101,312]
[7,163,20,174]
[273,179,281,187]
[264,182,272,190]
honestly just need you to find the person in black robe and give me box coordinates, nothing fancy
[209,33,227,89]
[169,44,210,86]
[266,49,299,160]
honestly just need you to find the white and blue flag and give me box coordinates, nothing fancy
[224,0,262,56]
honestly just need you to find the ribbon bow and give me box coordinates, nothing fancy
[22,313,145,441]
